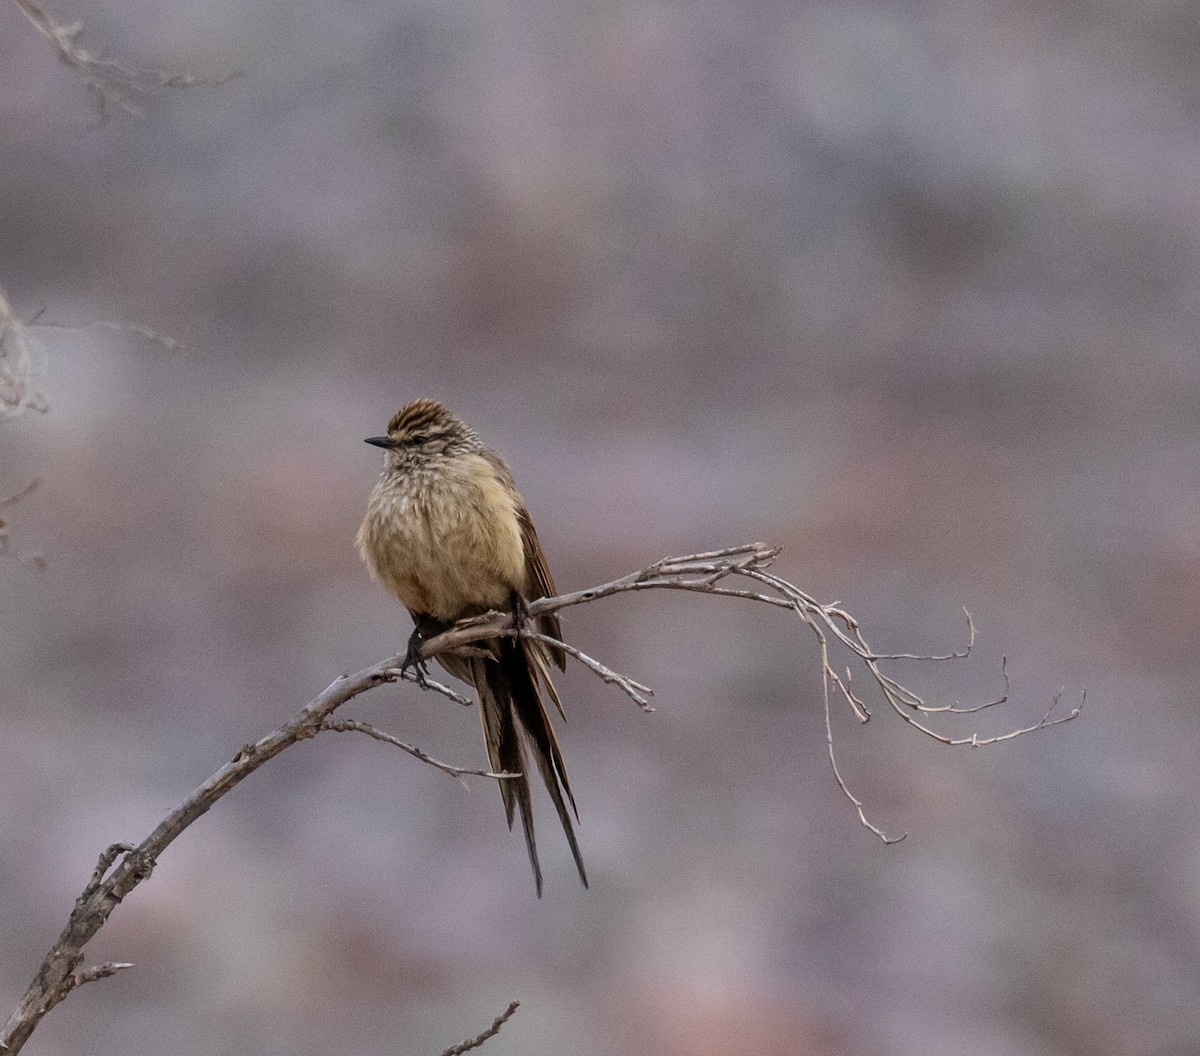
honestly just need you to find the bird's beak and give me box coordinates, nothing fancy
[364,436,396,449]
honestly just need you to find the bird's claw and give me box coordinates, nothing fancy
[510,591,530,639]
[401,631,431,688]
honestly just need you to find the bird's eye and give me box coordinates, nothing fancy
[407,433,431,446]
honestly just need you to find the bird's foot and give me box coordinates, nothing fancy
[509,592,530,640]
[400,628,431,688]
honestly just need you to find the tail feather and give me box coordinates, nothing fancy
[501,639,587,884]
[471,655,520,829]
[473,653,543,895]
[529,638,568,722]
[473,638,587,895]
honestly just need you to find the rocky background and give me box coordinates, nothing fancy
[3,1,1199,1053]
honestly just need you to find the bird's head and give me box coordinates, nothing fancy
[364,398,481,467]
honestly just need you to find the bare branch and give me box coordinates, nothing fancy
[2,543,1082,1052]
[14,0,242,123]
[439,1001,520,1056]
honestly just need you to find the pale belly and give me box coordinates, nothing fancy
[357,462,525,621]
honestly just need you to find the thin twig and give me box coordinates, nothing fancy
[439,1001,520,1056]
[391,667,476,707]
[320,718,520,788]
[64,962,135,995]
[0,482,40,556]
[30,317,184,351]
[813,613,907,843]
[0,479,40,509]
[527,631,655,712]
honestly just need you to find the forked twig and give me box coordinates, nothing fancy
[736,564,1082,838]
[527,631,655,712]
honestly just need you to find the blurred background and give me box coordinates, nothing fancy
[2,1,1199,1053]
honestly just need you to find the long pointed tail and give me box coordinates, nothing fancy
[472,637,588,896]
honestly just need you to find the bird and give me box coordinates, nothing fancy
[356,398,586,895]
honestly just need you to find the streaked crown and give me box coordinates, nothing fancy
[373,399,481,456]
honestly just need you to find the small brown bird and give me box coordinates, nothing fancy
[356,399,586,895]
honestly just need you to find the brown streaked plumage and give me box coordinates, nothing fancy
[356,398,584,895]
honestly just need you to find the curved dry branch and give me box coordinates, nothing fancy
[1,543,1082,1052]
[0,657,492,1052]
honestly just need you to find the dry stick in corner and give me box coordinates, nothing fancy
[13,0,241,123]
[439,1001,521,1056]
[1,285,179,564]
[0,544,1083,1053]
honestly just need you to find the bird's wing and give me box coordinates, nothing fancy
[517,501,567,673]
[482,449,568,672]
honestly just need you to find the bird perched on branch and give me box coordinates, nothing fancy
[356,398,586,895]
